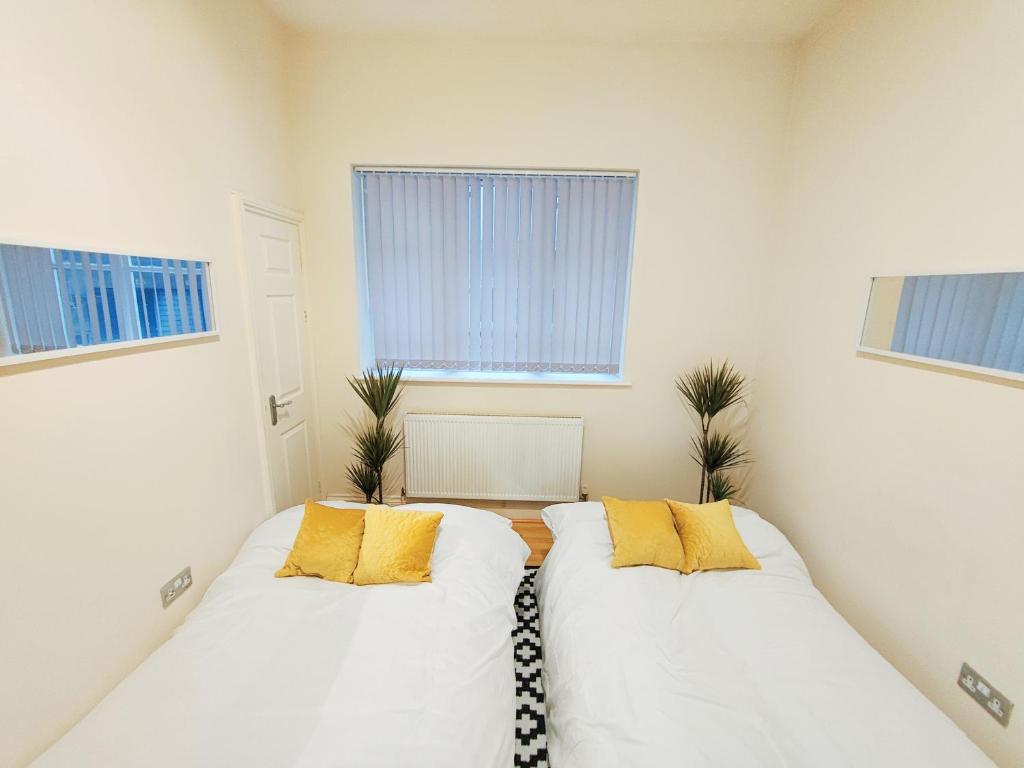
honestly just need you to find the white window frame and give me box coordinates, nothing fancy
[351,165,639,386]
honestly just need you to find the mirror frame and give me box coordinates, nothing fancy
[0,236,219,369]
[857,269,1024,385]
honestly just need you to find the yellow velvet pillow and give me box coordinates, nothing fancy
[352,506,444,585]
[275,500,366,583]
[666,499,761,574]
[602,496,685,571]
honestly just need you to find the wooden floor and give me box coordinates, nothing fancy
[511,519,553,566]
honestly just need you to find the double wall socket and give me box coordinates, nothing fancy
[959,662,1013,727]
[160,566,192,608]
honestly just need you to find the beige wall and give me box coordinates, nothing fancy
[288,33,795,504]
[749,1,1023,765]
[7,2,1020,766]
[0,1,292,764]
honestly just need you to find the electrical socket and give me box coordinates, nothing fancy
[958,662,1013,727]
[160,566,192,609]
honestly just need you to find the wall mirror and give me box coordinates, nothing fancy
[860,271,1024,380]
[0,242,215,365]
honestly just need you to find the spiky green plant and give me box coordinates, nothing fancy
[345,365,405,503]
[708,471,740,503]
[346,461,379,503]
[676,360,751,503]
[348,364,404,426]
[353,424,402,472]
[350,424,402,504]
[691,432,750,477]
[676,360,746,426]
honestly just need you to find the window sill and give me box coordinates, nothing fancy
[398,369,631,387]
[0,331,219,369]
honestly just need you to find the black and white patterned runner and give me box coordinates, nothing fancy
[514,567,548,768]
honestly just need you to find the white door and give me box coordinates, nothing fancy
[242,206,320,512]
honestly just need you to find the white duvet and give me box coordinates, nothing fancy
[35,502,529,768]
[536,502,994,768]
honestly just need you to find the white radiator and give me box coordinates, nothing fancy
[403,414,584,502]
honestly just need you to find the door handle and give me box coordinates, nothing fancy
[268,394,293,426]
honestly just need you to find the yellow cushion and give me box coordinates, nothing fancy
[353,506,444,585]
[666,499,761,574]
[602,496,685,571]
[275,500,365,583]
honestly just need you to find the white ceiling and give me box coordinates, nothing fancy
[266,0,843,43]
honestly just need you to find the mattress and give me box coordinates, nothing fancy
[34,502,529,768]
[535,501,994,768]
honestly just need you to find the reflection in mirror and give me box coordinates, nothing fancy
[0,243,214,359]
[861,272,1024,375]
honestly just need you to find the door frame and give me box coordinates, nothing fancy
[232,192,324,520]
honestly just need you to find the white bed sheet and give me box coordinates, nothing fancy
[536,501,994,768]
[35,502,529,768]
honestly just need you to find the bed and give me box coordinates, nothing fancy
[34,502,529,768]
[535,501,994,768]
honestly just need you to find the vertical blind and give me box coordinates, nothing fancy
[0,243,213,357]
[891,272,1024,373]
[354,168,638,375]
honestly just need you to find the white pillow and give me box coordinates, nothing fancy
[396,503,528,597]
[541,500,607,538]
[542,500,760,538]
[252,500,527,596]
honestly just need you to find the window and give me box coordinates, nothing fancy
[0,243,215,361]
[353,167,638,381]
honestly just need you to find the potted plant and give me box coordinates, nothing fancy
[345,364,404,504]
[676,360,751,503]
